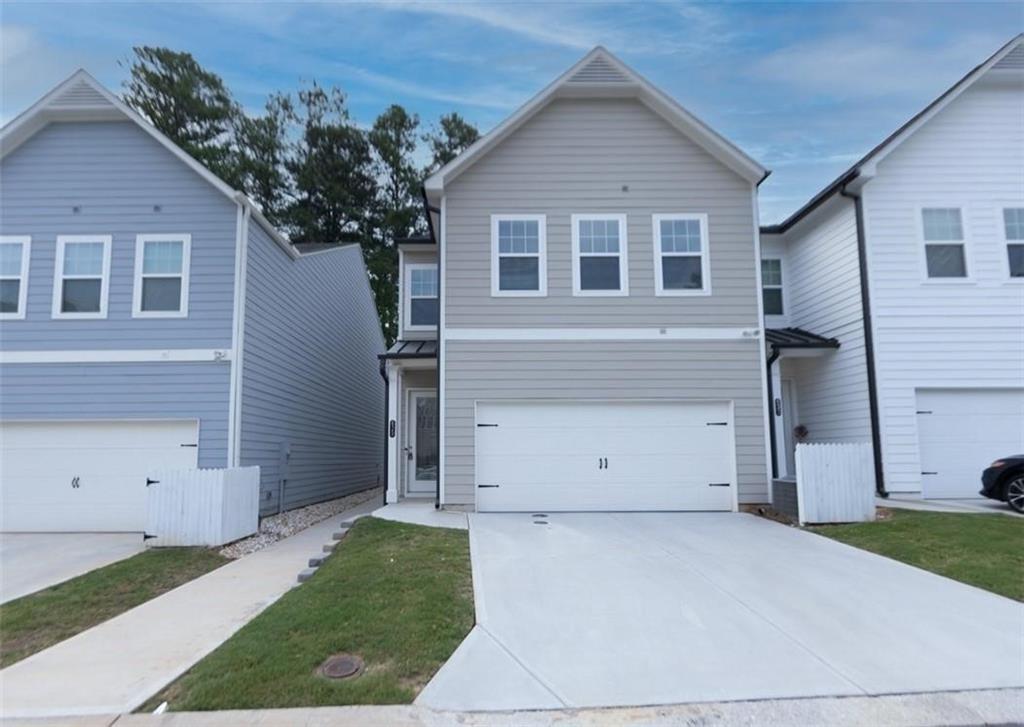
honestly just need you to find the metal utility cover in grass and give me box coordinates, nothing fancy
[318,654,363,679]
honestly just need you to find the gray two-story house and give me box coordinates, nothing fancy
[0,71,384,532]
[382,48,775,512]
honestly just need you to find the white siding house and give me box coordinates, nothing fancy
[762,34,1024,500]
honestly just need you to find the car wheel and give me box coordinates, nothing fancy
[1005,476,1024,514]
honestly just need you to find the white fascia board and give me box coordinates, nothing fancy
[424,47,767,193]
[0,349,232,364]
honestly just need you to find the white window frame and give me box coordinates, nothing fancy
[918,206,972,283]
[571,213,629,297]
[1001,206,1024,282]
[52,235,112,319]
[404,262,438,331]
[0,236,31,320]
[132,233,191,318]
[490,214,547,297]
[652,213,710,296]
[761,257,784,315]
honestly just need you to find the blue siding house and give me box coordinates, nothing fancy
[0,71,385,532]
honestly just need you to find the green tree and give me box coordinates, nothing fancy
[234,95,291,227]
[423,112,480,173]
[369,104,422,344]
[121,47,241,187]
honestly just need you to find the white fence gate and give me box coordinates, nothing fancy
[795,443,874,525]
[145,466,260,546]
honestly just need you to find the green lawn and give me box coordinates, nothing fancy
[142,517,474,711]
[0,547,228,668]
[811,509,1024,601]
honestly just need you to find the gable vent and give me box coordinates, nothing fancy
[993,44,1024,70]
[567,56,631,85]
[50,80,112,110]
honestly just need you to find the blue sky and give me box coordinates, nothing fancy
[2,1,1021,222]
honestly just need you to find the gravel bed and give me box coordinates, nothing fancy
[219,487,382,559]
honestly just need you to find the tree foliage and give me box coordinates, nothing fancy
[121,47,480,345]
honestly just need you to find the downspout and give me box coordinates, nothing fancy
[766,345,780,479]
[419,186,443,510]
[378,358,389,507]
[839,180,888,497]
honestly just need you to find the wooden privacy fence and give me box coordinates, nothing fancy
[795,443,874,525]
[145,466,260,546]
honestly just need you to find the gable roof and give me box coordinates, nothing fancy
[423,47,768,198]
[764,33,1024,234]
[0,69,298,258]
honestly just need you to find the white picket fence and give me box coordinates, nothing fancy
[145,466,260,546]
[795,442,874,525]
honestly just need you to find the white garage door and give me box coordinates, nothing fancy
[475,400,735,512]
[917,389,1024,499]
[0,420,199,532]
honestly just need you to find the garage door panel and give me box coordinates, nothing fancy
[916,389,1024,499]
[476,401,735,512]
[1,420,199,532]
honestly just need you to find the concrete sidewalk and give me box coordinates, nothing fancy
[880,494,1019,516]
[2,688,1021,727]
[0,498,379,719]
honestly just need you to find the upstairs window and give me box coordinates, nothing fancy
[921,208,967,278]
[1004,208,1024,278]
[572,214,628,296]
[52,235,111,318]
[0,237,30,319]
[491,215,546,296]
[406,263,438,329]
[653,214,709,295]
[133,234,191,317]
[761,258,784,315]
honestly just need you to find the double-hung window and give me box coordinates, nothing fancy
[653,214,709,295]
[0,236,31,319]
[133,234,191,317]
[491,215,546,296]
[761,258,784,315]
[52,235,111,318]
[572,214,628,296]
[405,263,438,329]
[1003,208,1024,278]
[921,208,967,279]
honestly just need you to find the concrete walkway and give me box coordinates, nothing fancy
[880,494,1019,516]
[1,533,144,604]
[3,688,1022,727]
[419,512,1024,711]
[372,500,468,530]
[0,498,380,719]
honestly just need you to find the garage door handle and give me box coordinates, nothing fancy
[921,472,938,476]
[477,423,499,428]
[477,484,500,488]
[180,443,198,447]
[706,422,728,426]
[146,478,160,486]
[708,483,731,487]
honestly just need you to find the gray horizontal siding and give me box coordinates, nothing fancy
[0,121,236,350]
[443,339,769,508]
[240,225,385,515]
[444,98,759,328]
[0,361,230,468]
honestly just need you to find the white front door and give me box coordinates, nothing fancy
[475,400,736,512]
[917,388,1024,499]
[0,420,199,532]
[406,390,438,495]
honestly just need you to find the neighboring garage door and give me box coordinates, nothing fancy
[475,400,735,512]
[917,389,1024,499]
[0,420,199,532]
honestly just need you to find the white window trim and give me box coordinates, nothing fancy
[52,235,112,319]
[0,235,31,320]
[1001,205,1024,282]
[404,262,438,331]
[490,214,547,297]
[917,206,973,284]
[761,257,784,315]
[571,213,629,297]
[132,233,191,318]
[652,213,710,297]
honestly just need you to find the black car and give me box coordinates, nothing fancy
[981,456,1024,514]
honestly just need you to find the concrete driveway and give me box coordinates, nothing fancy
[418,512,1024,711]
[0,533,144,603]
